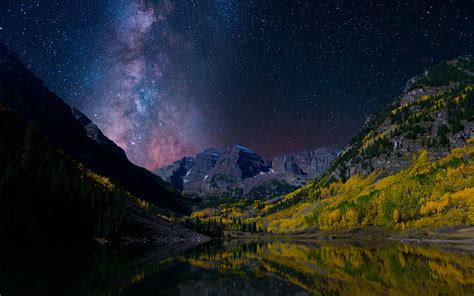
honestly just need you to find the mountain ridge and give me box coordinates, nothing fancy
[155,144,340,199]
[255,55,474,232]
[0,42,207,243]
[0,42,186,213]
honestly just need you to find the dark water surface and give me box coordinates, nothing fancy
[1,240,473,295]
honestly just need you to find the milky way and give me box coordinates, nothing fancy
[81,0,209,169]
[1,0,472,170]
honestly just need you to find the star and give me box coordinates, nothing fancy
[0,0,472,169]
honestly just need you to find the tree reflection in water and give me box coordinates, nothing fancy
[1,240,472,295]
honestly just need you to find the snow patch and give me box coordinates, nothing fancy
[236,144,254,154]
[185,169,192,176]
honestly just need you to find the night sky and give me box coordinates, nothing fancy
[0,1,473,170]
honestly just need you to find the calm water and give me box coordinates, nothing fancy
[1,240,473,295]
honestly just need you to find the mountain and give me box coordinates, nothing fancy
[156,144,271,197]
[328,55,474,181]
[0,42,206,244]
[257,55,474,232]
[155,144,339,199]
[272,147,340,180]
[0,42,184,213]
[71,107,127,159]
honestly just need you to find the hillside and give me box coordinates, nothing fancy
[262,140,473,233]
[0,42,185,213]
[0,106,208,244]
[0,43,207,244]
[257,56,474,233]
[330,55,474,181]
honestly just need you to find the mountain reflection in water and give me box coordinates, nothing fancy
[1,240,473,295]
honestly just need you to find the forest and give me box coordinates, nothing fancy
[0,105,176,244]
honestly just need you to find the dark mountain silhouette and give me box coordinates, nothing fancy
[0,42,185,213]
[0,43,207,244]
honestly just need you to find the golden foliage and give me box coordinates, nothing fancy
[263,138,474,232]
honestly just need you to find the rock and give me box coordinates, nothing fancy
[330,56,474,181]
[272,147,340,179]
[71,107,127,158]
[155,145,339,198]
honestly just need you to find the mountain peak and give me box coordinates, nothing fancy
[155,144,339,198]
[233,144,255,154]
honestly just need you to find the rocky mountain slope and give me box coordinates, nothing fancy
[327,55,474,181]
[0,42,184,213]
[71,107,127,159]
[272,147,339,179]
[155,144,339,199]
[257,55,474,232]
[0,43,206,243]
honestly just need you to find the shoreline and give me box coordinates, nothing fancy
[221,225,474,245]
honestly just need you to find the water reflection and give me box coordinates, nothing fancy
[1,240,473,295]
[153,240,474,296]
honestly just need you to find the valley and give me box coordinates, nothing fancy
[161,56,474,242]
[0,40,472,246]
[0,1,473,294]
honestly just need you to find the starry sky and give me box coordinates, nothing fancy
[0,0,473,170]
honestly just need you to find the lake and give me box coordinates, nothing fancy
[1,240,473,295]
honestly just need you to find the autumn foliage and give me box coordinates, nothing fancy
[263,139,474,232]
